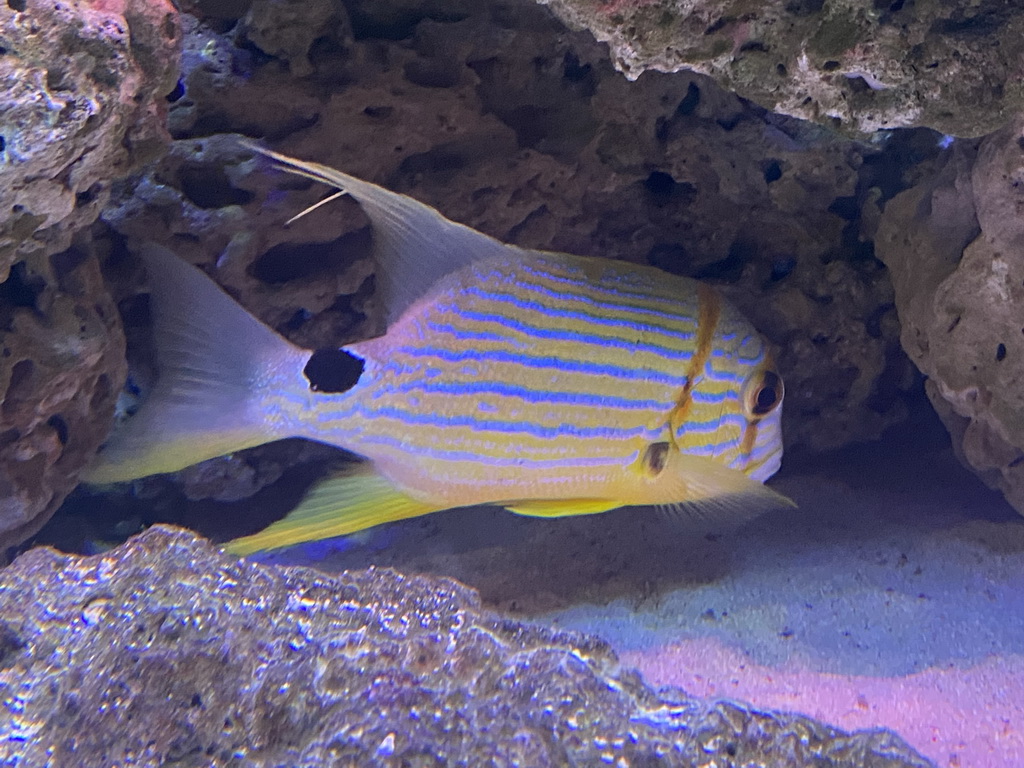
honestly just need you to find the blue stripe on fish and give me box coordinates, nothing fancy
[370,378,673,411]
[356,433,640,467]
[516,262,702,313]
[428,311,697,361]
[460,287,699,341]
[319,402,657,440]
[390,346,691,387]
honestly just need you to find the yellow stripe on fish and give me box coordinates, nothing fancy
[84,143,790,554]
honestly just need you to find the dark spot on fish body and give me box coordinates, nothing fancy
[643,442,671,476]
[304,349,364,393]
[996,343,1007,362]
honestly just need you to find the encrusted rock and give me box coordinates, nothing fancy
[0,0,180,271]
[0,0,181,549]
[876,118,1024,515]
[538,0,1024,137]
[0,526,934,767]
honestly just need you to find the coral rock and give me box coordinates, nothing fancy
[0,526,934,767]
[538,0,1024,137]
[876,118,1024,515]
[0,0,181,549]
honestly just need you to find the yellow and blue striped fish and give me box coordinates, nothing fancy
[84,145,789,554]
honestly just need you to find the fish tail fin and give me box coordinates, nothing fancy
[84,244,313,484]
[224,465,440,555]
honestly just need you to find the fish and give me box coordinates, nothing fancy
[83,144,790,555]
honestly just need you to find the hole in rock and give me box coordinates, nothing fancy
[178,164,254,209]
[248,227,370,284]
[47,415,68,446]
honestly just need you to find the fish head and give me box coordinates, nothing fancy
[672,313,785,484]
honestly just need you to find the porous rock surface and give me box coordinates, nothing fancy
[0,0,180,550]
[0,526,934,767]
[538,0,1024,138]
[876,119,1024,516]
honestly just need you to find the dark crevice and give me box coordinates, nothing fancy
[0,262,46,314]
[178,165,254,209]
[693,239,754,283]
[676,82,701,116]
[248,227,371,284]
[47,415,69,446]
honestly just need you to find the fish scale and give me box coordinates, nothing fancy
[84,144,789,554]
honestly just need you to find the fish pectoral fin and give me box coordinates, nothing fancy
[659,453,795,528]
[224,465,440,555]
[504,498,623,518]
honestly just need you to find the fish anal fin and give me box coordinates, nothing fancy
[505,498,622,518]
[224,466,439,555]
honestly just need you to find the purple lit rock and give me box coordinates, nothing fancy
[0,526,932,767]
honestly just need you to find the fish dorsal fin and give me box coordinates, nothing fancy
[243,141,522,324]
[658,452,795,529]
[224,464,440,555]
[505,498,622,518]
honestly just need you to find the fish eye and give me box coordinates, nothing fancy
[744,369,784,419]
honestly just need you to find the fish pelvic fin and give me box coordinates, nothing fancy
[241,141,522,324]
[505,498,622,518]
[224,465,440,555]
[83,244,312,484]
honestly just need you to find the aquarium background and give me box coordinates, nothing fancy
[2,0,1024,765]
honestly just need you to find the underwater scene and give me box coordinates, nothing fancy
[2,0,1023,765]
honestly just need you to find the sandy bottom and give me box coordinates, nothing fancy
[260,409,1024,768]
[623,639,1022,768]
